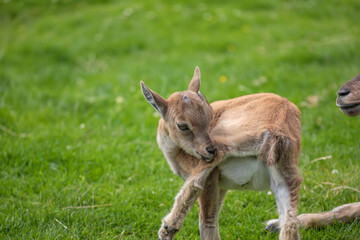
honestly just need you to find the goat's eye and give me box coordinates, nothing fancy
[177,123,190,132]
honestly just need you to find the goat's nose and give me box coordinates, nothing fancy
[206,146,217,155]
[338,88,351,96]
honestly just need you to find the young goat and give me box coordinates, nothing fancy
[141,67,302,240]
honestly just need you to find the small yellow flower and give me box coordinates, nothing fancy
[242,25,250,32]
[219,75,227,83]
[227,44,235,52]
[116,96,124,104]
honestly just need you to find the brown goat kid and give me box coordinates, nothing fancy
[141,68,360,240]
[141,67,303,240]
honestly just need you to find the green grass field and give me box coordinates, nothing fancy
[1,0,360,239]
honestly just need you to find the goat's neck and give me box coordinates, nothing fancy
[156,120,185,177]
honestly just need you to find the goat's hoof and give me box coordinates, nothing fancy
[265,219,280,233]
[158,221,178,240]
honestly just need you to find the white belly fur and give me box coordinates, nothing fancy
[218,156,270,191]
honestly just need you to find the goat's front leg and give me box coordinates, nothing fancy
[298,202,360,228]
[158,166,215,240]
[199,167,227,240]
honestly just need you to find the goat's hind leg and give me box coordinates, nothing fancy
[269,166,302,240]
[198,167,227,240]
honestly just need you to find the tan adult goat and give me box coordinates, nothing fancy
[337,73,360,117]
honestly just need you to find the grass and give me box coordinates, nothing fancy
[1,0,360,239]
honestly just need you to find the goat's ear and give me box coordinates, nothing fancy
[140,81,168,119]
[188,66,201,92]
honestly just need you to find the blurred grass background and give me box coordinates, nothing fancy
[1,0,359,239]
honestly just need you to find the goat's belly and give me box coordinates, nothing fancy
[218,156,270,191]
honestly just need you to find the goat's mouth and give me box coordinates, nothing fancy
[196,151,213,162]
[336,99,360,117]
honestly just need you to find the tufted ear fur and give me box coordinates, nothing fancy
[140,81,168,119]
[188,66,201,92]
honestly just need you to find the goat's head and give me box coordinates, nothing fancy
[140,67,216,161]
[336,73,360,117]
